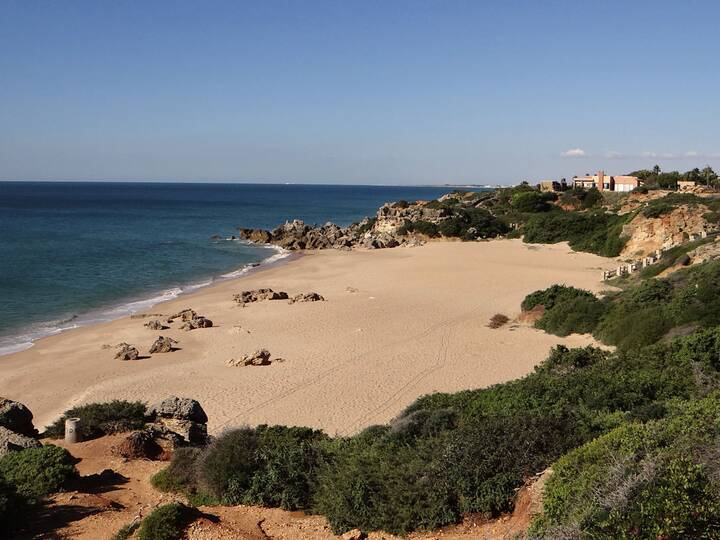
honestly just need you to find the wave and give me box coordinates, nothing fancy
[0,244,291,357]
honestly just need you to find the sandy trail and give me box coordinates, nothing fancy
[0,240,617,435]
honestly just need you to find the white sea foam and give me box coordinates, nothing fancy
[0,245,291,357]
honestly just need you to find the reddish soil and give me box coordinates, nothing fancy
[12,436,545,539]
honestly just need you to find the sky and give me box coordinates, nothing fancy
[1,0,719,185]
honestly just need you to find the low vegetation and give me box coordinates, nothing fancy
[0,445,78,533]
[44,400,147,440]
[138,503,194,540]
[522,209,630,257]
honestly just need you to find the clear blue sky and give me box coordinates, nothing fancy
[1,0,718,185]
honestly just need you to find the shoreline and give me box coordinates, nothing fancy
[0,239,618,434]
[0,242,295,357]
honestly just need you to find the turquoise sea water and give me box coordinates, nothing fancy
[0,182,451,355]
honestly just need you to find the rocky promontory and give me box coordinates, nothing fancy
[238,192,507,250]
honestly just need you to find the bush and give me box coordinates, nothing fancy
[535,295,606,337]
[194,425,328,510]
[0,445,77,501]
[523,210,629,257]
[44,400,147,440]
[487,313,510,328]
[532,395,720,537]
[397,220,439,237]
[521,285,597,312]
[151,448,202,495]
[511,191,551,213]
[138,503,193,540]
[0,478,25,533]
[313,436,457,535]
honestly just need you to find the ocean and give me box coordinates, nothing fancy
[0,181,452,355]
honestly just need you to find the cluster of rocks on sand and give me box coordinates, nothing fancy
[234,288,325,305]
[114,308,215,361]
[0,397,41,456]
[113,396,208,460]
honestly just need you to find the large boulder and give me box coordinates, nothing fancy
[147,396,208,447]
[149,396,208,424]
[0,426,41,457]
[0,398,37,437]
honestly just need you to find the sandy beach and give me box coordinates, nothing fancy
[0,239,617,435]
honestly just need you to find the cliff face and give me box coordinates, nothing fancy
[621,205,714,257]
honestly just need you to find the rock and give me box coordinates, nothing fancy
[144,319,168,330]
[179,316,213,331]
[0,398,37,437]
[227,349,272,367]
[341,529,367,540]
[233,289,289,304]
[146,396,209,447]
[114,343,139,361]
[149,336,178,354]
[148,396,209,423]
[289,292,325,303]
[111,429,164,460]
[167,309,197,323]
[237,228,272,244]
[0,426,41,457]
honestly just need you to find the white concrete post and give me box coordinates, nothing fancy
[65,417,81,444]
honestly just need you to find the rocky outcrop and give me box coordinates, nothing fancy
[0,426,42,456]
[289,292,325,303]
[227,349,274,367]
[621,205,716,257]
[149,336,178,354]
[0,398,40,457]
[0,397,38,437]
[237,196,459,252]
[115,343,139,361]
[113,397,210,459]
[234,288,289,305]
[147,396,208,446]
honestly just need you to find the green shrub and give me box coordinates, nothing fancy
[151,448,202,494]
[44,400,147,440]
[196,425,328,510]
[112,521,140,540]
[521,284,597,312]
[138,503,192,540]
[0,478,25,533]
[235,425,329,509]
[511,191,551,213]
[0,445,77,501]
[198,427,259,501]
[523,210,629,256]
[535,295,607,336]
[313,436,457,535]
[397,220,439,237]
[532,394,720,537]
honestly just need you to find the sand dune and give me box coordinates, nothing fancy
[0,239,618,435]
